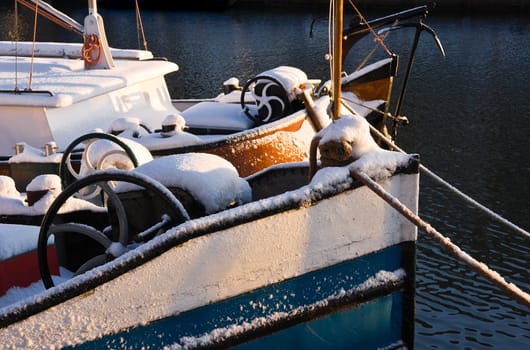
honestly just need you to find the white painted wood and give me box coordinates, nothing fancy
[0,172,418,349]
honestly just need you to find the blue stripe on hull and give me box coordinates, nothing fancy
[236,291,406,350]
[70,243,415,349]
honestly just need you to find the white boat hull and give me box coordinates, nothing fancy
[0,169,418,349]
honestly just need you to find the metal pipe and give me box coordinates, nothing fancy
[88,0,97,15]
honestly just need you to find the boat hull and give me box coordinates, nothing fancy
[0,169,418,349]
[72,242,415,349]
[151,110,314,177]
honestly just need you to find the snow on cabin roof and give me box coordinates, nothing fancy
[0,41,154,61]
[0,43,178,108]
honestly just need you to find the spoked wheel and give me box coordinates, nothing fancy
[59,132,140,198]
[240,75,291,124]
[38,170,189,289]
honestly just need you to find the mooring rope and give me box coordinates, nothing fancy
[340,99,530,239]
[367,122,530,240]
[349,168,530,308]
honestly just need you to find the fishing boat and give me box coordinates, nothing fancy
[0,1,445,348]
[0,1,437,189]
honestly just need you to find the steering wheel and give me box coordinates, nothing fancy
[59,132,140,199]
[37,170,189,289]
[240,75,291,124]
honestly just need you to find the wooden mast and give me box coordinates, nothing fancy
[332,0,343,120]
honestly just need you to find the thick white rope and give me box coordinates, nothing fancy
[363,118,530,240]
[349,168,530,309]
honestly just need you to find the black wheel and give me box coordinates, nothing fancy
[38,170,189,289]
[240,75,291,124]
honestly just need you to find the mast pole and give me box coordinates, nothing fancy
[88,0,97,14]
[332,0,343,120]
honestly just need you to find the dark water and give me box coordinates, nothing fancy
[1,4,529,349]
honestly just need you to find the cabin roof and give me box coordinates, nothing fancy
[0,42,178,108]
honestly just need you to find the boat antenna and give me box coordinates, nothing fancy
[331,0,343,120]
[82,0,114,69]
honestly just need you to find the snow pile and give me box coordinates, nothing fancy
[311,94,332,129]
[0,224,44,261]
[318,114,380,160]
[160,114,187,137]
[7,142,62,164]
[258,66,308,102]
[108,117,150,139]
[0,176,28,215]
[0,174,104,216]
[26,173,61,192]
[24,174,62,214]
[114,154,252,214]
[0,176,22,199]
[313,114,413,182]
[181,101,254,132]
[350,150,414,182]
[0,273,69,309]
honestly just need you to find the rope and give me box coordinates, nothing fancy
[28,0,40,90]
[13,0,20,90]
[349,169,530,308]
[367,121,530,240]
[340,99,530,240]
[354,30,391,73]
[418,166,530,239]
[135,0,148,51]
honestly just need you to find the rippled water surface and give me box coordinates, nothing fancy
[1,4,529,349]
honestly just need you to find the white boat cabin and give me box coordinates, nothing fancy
[0,41,180,157]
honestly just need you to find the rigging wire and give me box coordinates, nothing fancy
[135,0,148,51]
[13,0,20,90]
[16,0,83,35]
[346,0,393,57]
[354,30,391,72]
[28,0,39,90]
